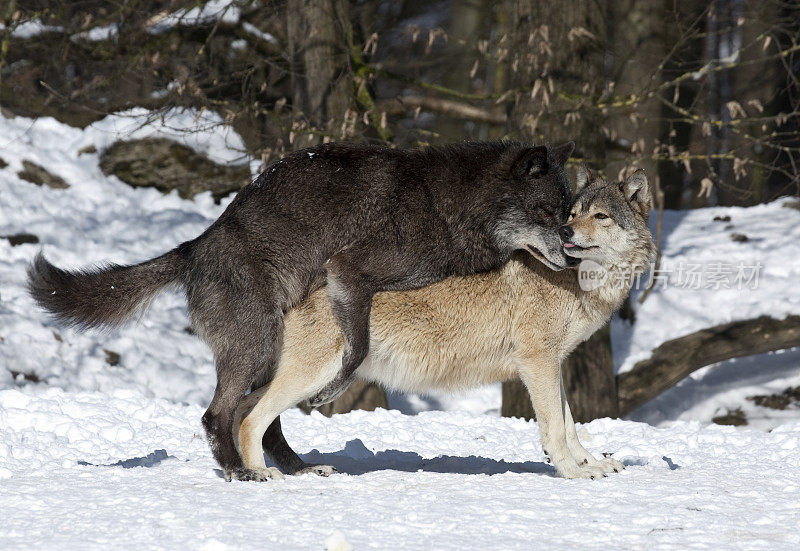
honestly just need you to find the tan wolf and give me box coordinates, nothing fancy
[234,167,656,480]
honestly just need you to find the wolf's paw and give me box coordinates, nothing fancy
[557,460,609,480]
[228,467,285,482]
[307,376,354,407]
[573,454,623,474]
[294,464,337,477]
[599,456,625,473]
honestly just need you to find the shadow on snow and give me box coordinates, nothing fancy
[78,449,175,469]
[295,439,555,476]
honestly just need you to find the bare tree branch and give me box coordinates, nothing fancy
[377,95,507,125]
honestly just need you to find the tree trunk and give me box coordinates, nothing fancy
[602,0,664,190]
[562,325,619,420]
[501,0,616,422]
[501,378,534,420]
[434,0,485,141]
[287,0,352,146]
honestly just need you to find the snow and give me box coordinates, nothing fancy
[230,38,248,51]
[0,111,232,403]
[387,385,502,416]
[70,24,119,42]
[1,386,799,550]
[0,19,63,39]
[242,22,279,46]
[148,0,241,34]
[2,108,800,548]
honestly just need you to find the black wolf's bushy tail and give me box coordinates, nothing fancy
[27,249,187,330]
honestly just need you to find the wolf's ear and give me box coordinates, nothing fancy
[576,164,594,192]
[512,145,549,180]
[552,141,575,166]
[621,169,651,216]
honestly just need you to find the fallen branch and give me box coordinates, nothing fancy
[617,315,800,416]
[376,95,507,125]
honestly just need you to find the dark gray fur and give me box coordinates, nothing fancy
[27,140,575,480]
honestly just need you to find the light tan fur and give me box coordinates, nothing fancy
[235,170,656,479]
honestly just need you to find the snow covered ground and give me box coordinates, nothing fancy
[2,110,800,549]
[2,386,799,550]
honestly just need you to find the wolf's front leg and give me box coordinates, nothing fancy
[518,357,607,479]
[561,378,624,474]
[307,252,374,407]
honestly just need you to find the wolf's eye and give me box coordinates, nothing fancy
[594,212,609,220]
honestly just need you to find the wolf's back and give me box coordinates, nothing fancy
[27,248,187,330]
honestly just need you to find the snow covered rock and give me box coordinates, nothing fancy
[99,138,250,201]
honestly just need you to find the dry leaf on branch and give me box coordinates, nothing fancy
[698,177,714,198]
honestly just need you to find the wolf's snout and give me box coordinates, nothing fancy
[559,225,574,241]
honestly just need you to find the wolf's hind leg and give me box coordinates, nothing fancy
[561,378,623,474]
[204,341,282,482]
[260,416,337,476]
[195,276,286,482]
[307,251,374,406]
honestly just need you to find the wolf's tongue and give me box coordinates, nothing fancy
[563,243,576,248]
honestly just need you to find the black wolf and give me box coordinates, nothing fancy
[28,140,575,480]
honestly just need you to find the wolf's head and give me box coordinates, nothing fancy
[495,141,577,271]
[560,166,656,270]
